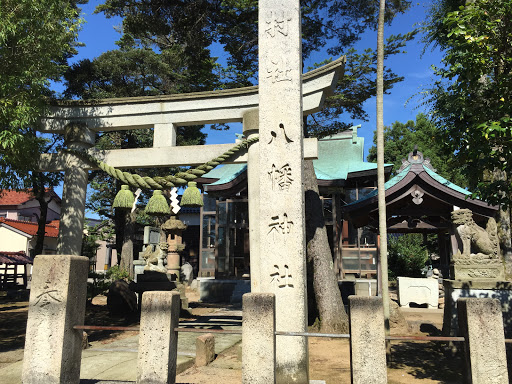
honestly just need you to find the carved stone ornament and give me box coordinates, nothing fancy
[451,208,503,279]
[142,242,167,273]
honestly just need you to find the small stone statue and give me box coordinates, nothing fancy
[451,209,503,279]
[452,209,499,259]
[142,242,168,273]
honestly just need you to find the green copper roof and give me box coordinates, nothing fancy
[204,164,247,186]
[423,166,471,196]
[345,163,472,207]
[202,127,386,185]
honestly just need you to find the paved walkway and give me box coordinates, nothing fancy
[0,308,242,384]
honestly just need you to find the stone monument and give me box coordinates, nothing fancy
[450,208,503,279]
[258,0,309,382]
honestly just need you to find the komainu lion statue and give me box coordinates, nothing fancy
[451,209,500,259]
[142,242,167,273]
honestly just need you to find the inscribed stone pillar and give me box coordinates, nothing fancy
[22,255,89,384]
[243,109,261,292]
[57,124,95,255]
[258,1,308,382]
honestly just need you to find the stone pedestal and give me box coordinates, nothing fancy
[443,279,512,338]
[22,255,89,384]
[451,259,505,280]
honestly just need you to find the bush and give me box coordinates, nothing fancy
[388,234,428,279]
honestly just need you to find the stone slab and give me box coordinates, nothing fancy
[195,334,215,367]
[398,277,438,308]
[349,296,387,384]
[22,254,89,384]
[137,291,180,384]
[458,298,509,383]
[451,262,505,280]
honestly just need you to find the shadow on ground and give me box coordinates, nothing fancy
[388,322,463,383]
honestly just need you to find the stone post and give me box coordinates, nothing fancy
[22,255,89,384]
[242,293,276,384]
[57,124,95,255]
[258,1,308,382]
[137,291,180,384]
[457,298,509,383]
[243,109,260,293]
[196,333,215,367]
[349,296,387,384]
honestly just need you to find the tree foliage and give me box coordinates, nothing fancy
[368,113,467,186]
[0,0,82,187]
[388,234,428,279]
[423,0,512,207]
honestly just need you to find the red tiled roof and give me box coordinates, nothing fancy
[0,188,61,206]
[0,251,33,265]
[0,218,59,238]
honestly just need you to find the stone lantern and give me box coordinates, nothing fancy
[161,216,188,281]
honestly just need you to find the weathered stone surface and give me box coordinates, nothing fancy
[451,209,503,280]
[242,293,276,384]
[349,296,387,384]
[137,291,180,384]
[258,1,309,382]
[39,59,343,135]
[22,255,89,384]
[397,277,438,308]
[457,298,508,383]
[195,334,215,367]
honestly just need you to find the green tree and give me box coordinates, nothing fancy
[388,234,428,279]
[0,0,83,255]
[368,113,467,186]
[423,0,512,264]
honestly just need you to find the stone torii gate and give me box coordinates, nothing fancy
[24,2,345,383]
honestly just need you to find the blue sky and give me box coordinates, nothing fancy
[65,0,443,156]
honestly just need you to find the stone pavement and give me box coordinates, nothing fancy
[0,307,242,384]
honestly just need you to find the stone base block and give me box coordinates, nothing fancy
[398,277,438,308]
[451,263,505,280]
[443,279,512,338]
[196,334,215,367]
